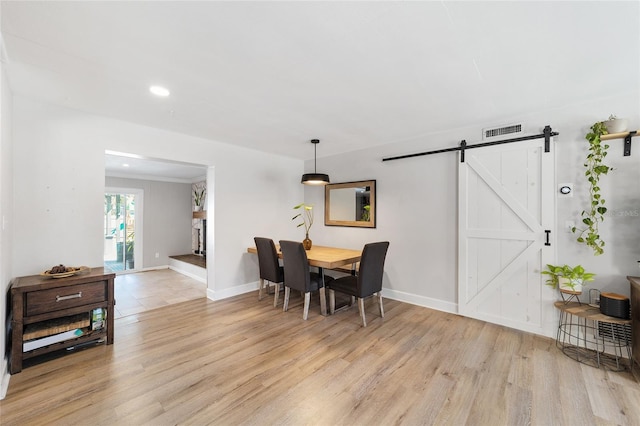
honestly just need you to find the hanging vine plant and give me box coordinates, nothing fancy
[572,121,612,255]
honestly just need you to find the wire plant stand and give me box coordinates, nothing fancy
[555,301,632,371]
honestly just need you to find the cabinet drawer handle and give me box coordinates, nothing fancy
[56,292,82,302]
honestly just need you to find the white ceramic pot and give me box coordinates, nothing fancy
[604,118,628,134]
[559,277,582,294]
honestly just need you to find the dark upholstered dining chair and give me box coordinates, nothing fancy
[327,241,389,327]
[254,237,284,307]
[279,240,334,320]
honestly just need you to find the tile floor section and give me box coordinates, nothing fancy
[114,269,207,319]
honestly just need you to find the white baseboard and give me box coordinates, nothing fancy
[111,265,169,275]
[462,311,554,339]
[204,283,456,312]
[168,262,207,283]
[0,358,9,400]
[381,287,458,315]
[140,265,170,272]
[208,281,259,301]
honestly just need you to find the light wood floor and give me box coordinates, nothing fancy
[2,290,639,425]
[114,269,207,318]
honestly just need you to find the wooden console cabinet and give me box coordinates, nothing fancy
[10,267,115,374]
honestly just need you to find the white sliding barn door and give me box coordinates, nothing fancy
[458,138,555,335]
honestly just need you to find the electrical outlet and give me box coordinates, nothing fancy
[155,252,160,258]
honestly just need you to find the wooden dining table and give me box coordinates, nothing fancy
[247,244,362,315]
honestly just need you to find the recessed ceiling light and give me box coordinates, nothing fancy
[122,163,129,167]
[149,85,170,97]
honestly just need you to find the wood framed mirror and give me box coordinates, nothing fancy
[324,180,376,228]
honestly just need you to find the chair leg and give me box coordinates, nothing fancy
[303,292,311,320]
[283,286,290,312]
[258,278,265,301]
[329,289,336,314]
[378,292,384,318]
[350,296,356,306]
[273,283,280,307]
[358,298,367,327]
[319,287,327,316]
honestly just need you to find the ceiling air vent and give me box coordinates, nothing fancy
[482,123,524,140]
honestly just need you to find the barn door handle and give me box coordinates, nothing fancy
[544,230,551,246]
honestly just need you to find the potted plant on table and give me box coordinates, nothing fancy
[541,264,595,294]
[292,203,314,250]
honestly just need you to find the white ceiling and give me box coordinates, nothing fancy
[104,152,207,183]
[2,1,638,164]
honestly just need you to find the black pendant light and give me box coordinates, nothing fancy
[301,139,330,185]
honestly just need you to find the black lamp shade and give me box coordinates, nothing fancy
[301,173,330,185]
[302,138,329,185]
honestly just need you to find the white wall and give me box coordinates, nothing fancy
[555,105,640,296]
[304,131,460,312]
[0,31,14,399]
[306,92,640,334]
[11,97,304,297]
[4,73,638,383]
[105,177,193,268]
